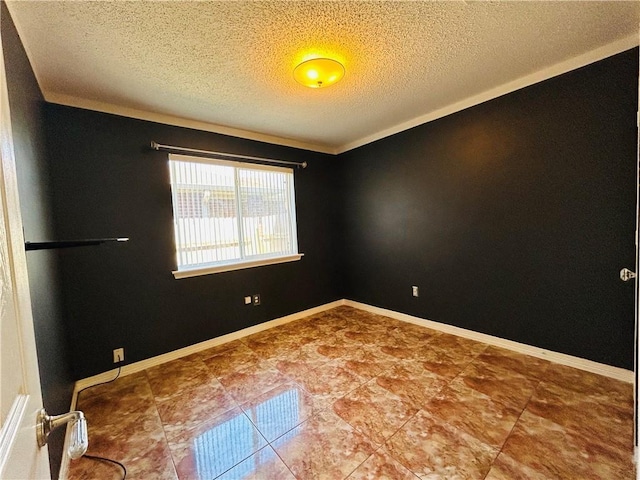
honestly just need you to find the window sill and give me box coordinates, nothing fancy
[172,253,304,279]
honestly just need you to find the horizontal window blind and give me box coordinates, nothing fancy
[168,154,298,272]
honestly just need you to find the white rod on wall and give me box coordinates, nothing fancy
[150,141,308,169]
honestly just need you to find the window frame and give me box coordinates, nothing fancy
[168,153,303,279]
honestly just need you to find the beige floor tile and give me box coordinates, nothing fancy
[384,409,498,479]
[474,345,550,380]
[484,452,551,480]
[544,362,633,410]
[346,449,419,479]
[500,410,635,479]
[427,379,521,448]
[333,381,418,445]
[217,445,295,479]
[412,344,478,379]
[217,359,290,404]
[375,362,448,409]
[156,380,237,440]
[294,358,367,405]
[272,409,375,480]
[200,341,262,378]
[167,407,267,480]
[68,307,636,480]
[240,381,322,441]
[456,361,539,410]
[146,355,218,403]
[526,380,634,451]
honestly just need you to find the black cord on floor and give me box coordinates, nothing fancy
[76,365,122,399]
[83,454,127,479]
[76,366,127,480]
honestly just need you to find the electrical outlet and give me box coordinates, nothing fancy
[412,286,419,297]
[253,294,261,306]
[113,348,124,363]
[244,296,252,305]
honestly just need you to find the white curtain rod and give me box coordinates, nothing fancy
[150,141,308,169]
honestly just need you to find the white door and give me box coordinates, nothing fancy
[0,23,50,480]
[635,47,640,479]
[636,122,640,478]
[633,57,640,480]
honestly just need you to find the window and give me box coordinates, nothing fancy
[168,153,302,278]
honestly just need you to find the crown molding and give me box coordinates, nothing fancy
[336,34,639,154]
[43,35,638,157]
[44,92,339,155]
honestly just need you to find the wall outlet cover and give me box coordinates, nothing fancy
[113,347,124,363]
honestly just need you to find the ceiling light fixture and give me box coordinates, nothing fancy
[294,58,345,88]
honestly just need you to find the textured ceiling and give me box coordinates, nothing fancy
[6,1,640,154]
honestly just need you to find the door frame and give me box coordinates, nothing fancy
[635,43,640,477]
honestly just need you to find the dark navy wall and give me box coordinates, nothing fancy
[44,105,343,380]
[340,48,639,370]
[2,3,73,478]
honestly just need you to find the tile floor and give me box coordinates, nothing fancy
[67,306,635,479]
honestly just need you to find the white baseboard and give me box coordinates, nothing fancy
[72,299,346,396]
[72,297,633,396]
[344,300,634,383]
[60,298,345,479]
[61,297,633,479]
